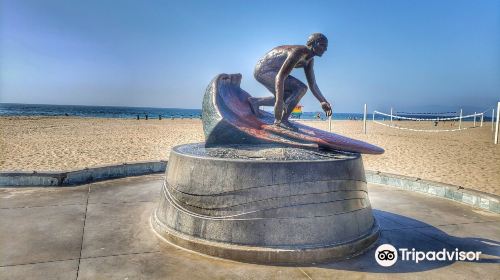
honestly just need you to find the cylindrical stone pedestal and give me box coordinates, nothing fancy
[151,143,379,264]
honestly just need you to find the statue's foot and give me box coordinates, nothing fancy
[248,97,261,117]
[274,119,298,131]
[282,119,299,131]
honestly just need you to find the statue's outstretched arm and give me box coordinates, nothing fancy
[305,59,332,116]
[305,59,327,103]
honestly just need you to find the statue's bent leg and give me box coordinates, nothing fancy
[249,71,278,116]
[282,76,308,121]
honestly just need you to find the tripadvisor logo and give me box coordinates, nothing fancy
[375,244,398,267]
[375,244,481,267]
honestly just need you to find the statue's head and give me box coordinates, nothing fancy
[306,33,328,57]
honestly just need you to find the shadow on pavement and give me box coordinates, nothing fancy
[311,210,499,273]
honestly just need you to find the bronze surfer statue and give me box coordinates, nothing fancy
[249,33,333,128]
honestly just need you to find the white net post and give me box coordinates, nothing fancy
[495,102,500,144]
[480,113,483,127]
[390,107,393,126]
[459,109,462,130]
[473,112,476,127]
[492,109,495,132]
[363,104,367,134]
[328,115,332,132]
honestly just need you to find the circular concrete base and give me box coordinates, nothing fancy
[152,143,379,264]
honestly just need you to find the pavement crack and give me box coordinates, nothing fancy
[86,200,155,206]
[79,250,162,261]
[298,267,313,280]
[0,258,79,268]
[75,185,90,280]
[0,203,86,210]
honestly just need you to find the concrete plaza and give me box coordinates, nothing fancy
[0,174,498,279]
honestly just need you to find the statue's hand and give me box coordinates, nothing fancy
[321,102,332,117]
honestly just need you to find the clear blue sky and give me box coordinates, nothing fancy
[1,0,499,113]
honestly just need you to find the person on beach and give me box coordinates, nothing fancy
[249,33,333,128]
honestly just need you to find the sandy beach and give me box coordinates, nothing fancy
[1,116,499,195]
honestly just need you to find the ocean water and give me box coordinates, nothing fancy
[0,103,370,120]
[1,103,483,121]
[0,103,202,119]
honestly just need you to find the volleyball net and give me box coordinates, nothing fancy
[372,110,487,132]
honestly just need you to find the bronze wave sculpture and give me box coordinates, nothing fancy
[202,73,384,154]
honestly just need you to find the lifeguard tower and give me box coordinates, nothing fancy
[290,104,303,119]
